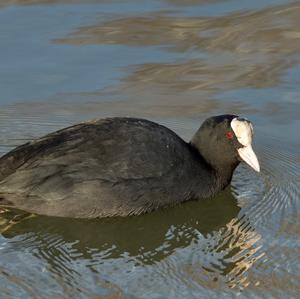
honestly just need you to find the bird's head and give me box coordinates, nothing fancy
[191,115,260,174]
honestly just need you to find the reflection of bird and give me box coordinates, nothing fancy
[0,191,261,292]
[1,188,240,265]
[0,115,259,218]
[0,191,262,291]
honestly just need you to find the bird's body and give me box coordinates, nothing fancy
[0,116,259,218]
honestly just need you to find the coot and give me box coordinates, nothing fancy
[0,115,259,218]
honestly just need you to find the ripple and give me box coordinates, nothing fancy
[232,133,299,229]
[230,133,299,297]
[129,216,264,297]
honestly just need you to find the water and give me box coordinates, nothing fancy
[0,0,299,298]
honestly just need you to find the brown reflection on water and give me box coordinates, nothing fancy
[55,2,300,58]
[52,3,300,118]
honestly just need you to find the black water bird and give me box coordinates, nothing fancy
[0,115,260,218]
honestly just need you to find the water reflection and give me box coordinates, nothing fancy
[51,3,300,120]
[0,188,264,292]
[1,189,239,263]
[183,217,264,291]
[55,2,300,59]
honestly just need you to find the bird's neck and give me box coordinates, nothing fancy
[189,142,239,197]
[213,162,239,190]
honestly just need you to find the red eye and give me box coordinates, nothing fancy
[226,131,234,139]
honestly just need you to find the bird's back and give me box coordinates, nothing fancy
[0,118,205,217]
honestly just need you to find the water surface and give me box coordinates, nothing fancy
[0,0,299,298]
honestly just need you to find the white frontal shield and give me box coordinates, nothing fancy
[231,118,260,172]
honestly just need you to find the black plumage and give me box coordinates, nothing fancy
[0,115,253,218]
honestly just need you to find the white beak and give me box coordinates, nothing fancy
[238,145,260,172]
